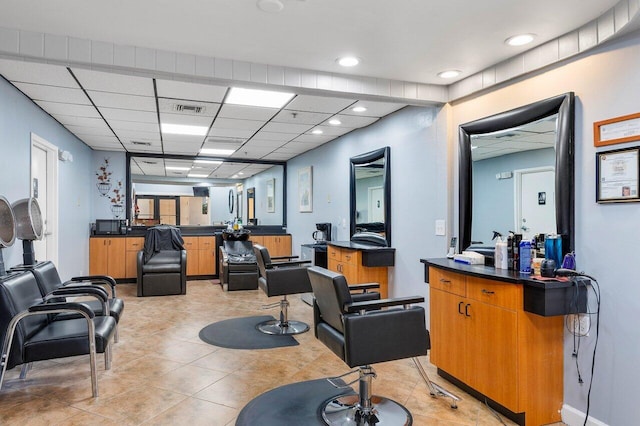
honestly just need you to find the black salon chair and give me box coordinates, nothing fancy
[0,270,116,397]
[253,244,312,335]
[137,225,187,297]
[308,266,435,425]
[219,240,258,291]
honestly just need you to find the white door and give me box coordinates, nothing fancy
[30,134,58,265]
[515,168,555,240]
[368,186,384,223]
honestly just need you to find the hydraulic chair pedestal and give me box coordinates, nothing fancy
[258,295,309,335]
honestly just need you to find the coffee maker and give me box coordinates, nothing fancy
[313,222,332,243]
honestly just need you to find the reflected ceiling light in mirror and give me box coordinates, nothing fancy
[352,106,367,113]
[200,148,236,156]
[226,87,295,108]
[194,159,223,165]
[311,129,323,134]
[328,118,341,125]
[161,123,208,136]
[165,166,190,171]
[505,34,535,46]
[336,56,360,67]
[188,173,210,178]
[437,70,461,79]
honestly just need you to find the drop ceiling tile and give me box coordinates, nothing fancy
[342,101,406,118]
[285,95,356,114]
[108,120,159,133]
[273,110,331,125]
[230,146,274,159]
[292,133,335,144]
[0,59,78,88]
[250,131,294,142]
[93,145,126,152]
[306,125,353,137]
[99,107,158,123]
[122,143,162,153]
[158,98,219,117]
[262,152,293,161]
[72,68,154,96]
[114,130,161,142]
[161,134,205,144]
[76,135,121,146]
[55,115,109,129]
[218,104,278,121]
[329,114,378,128]
[201,140,242,151]
[207,127,255,139]
[88,91,156,111]
[163,143,201,156]
[277,144,309,154]
[243,139,285,149]
[261,122,313,134]
[65,124,114,137]
[211,117,265,131]
[159,112,213,127]
[14,82,90,105]
[35,101,100,118]
[156,79,227,103]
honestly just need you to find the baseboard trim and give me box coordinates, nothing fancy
[561,404,609,426]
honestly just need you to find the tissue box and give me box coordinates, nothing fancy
[453,251,485,265]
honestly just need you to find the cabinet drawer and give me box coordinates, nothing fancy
[182,237,198,250]
[466,276,521,311]
[198,236,215,250]
[126,237,144,251]
[328,246,341,261]
[429,267,466,297]
[340,249,359,266]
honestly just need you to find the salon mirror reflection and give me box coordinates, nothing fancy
[127,154,285,227]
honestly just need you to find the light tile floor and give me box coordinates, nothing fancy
[0,280,563,425]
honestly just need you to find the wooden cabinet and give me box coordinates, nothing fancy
[183,236,216,276]
[327,245,388,298]
[249,234,292,257]
[124,237,144,278]
[89,237,126,279]
[428,266,563,425]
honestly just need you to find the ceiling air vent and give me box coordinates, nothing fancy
[173,104,205,114]
[131,141,152,146]
[141,160,157,164]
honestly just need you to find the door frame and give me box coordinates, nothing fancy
[30,133,59,265]
[367,185,384,222]
[513,166,554,236]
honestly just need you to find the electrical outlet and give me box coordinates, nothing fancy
[569,314,590,336]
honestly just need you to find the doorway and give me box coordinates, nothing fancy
[30,133,59,265]
[368,186,384,223]
[514,167,555,240]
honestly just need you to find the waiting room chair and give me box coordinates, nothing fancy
[253,244,312,335]
[137,225,187,297]
[219,240,258,291]
[0,270,117,397]
[307,266,458,425]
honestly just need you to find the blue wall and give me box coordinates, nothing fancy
[0,77,93,279]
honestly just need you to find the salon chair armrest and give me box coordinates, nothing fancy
[269,259,312,268]
[28,301,95,318]
[349,283,380,292]
[271,255,300,261]
[45,286,110,315]
[69,275,117,298]
[345,296,425,313]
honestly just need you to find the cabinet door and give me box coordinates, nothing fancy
[465,300,518,410]
[125,237,144,278]
[183,237,199,276]
[198,237,216,275]
[430,289,467,380]
[89,238,109,276]
[106,238,126,279]
[274,235,292,256]
[250,235,264,248]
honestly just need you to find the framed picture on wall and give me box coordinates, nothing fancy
[596,147,640,203]
[298,166,313,212]
[266,179,275,213]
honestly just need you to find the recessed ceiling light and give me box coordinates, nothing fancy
[505,34,535,46]
[188,174,209,178]
[165,166,190,171]
[337,56,360,67]
[312,129,323,135]
[226,87,295,108]
[193,159,223,165]
[352,106,367,113]
[328,118,342,126]
[437,70,461,79]
[161,123,208,136]
[200,148,236,156]
[256,0,284,13]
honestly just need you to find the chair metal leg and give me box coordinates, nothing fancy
[257,295,309,335]
[412,357,460,409]
[104,342,112,371]
[19,362,33,379]
[322,366,412,425]
[114,324,119,343]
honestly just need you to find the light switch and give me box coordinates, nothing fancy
[435,220,446,236]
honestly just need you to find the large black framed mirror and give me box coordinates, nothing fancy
[350,146,391,247]
[459,92,574,254]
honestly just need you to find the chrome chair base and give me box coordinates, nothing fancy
[257,319,309,335]
[322,394,412,426]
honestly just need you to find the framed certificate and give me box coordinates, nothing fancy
[594,112,640,147]
[596,147,640,203]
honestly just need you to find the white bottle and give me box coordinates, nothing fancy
[495,237,509,269]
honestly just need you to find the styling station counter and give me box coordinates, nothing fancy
[327,241,395,298]
[420,258,588,426]
[89,225,291,281]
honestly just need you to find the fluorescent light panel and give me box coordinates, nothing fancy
[189,173,209,178]
[161,123,209,136]
[226,87,294,108]
[165,166,190,171]
[200,148,236,156]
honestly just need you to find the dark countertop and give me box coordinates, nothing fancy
[328,240,395,252]
[421,257,576,289]
[91,225,289,238]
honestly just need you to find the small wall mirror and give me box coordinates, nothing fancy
[459,93,575,254]
[350,146,391,247]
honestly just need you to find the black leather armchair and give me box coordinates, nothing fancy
[219,240,258,291]
[137,225,187,297]
[307,266,432,425]
[253,244,312,335]
[0,270,117,397]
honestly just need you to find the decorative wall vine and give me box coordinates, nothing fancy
[96,158,124,218]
